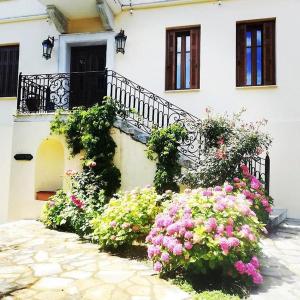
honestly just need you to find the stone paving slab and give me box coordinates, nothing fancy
[250,219,300,300]
[0,220,190,300]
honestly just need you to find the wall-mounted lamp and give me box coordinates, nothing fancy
[42,36,55,60]
[115,30,127,54]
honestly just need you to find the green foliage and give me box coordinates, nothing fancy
[92,187,162,249]
[41,190,69,230]
[50,99,121,197]
[180,109,272,188]
[147,124,188,194]
[193,291,240,300]
[41,187,107,237]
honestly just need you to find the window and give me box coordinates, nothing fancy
[0,45,19,97]
[236,20,275,87]
[166,26,200,90]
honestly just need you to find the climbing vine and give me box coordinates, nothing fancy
[50,99,121,197]
[146,124,188,194]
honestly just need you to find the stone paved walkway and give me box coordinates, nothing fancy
[0,220,190,300]
[251,219,300,300]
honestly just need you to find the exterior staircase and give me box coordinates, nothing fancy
[17,69,270,190]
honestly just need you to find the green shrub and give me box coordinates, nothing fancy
[41,190,69,230]
[41,180,107,237]
[50,99,121,197]
[193,291,240,300]
[92,187,162,249]
[147,124,188,194]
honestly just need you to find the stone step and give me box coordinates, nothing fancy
[268,208,288,229]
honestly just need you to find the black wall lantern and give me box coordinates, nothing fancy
[115,30,127,54]
[42,36,55,60]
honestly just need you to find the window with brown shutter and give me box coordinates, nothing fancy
[0,45,19,97]
[236,19,275,87]
[166,26,200,91]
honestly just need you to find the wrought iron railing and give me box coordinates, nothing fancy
[17,70,270,192]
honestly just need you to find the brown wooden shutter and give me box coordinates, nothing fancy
[165,30,176,90]
[263,20,276,85]
[236,23,247,86]
[190,27,200,89]
[0,45,19,97]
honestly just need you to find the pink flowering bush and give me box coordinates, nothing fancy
[146,186,266,285]
[92,187,162,249]
[180,108,272,189]
[231,165,273,224]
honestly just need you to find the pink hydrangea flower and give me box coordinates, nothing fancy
[161,252,170,263]
[245,263,257,276]
[173,244,183,256]
[167,223,179,235]
[251,177,262,190]
[234,261,246,274]
[228,237,240,248]
[179,227,187,236]
[224,185,234,193]
[204,218,217,232]
[202,190,213,197]
[183,219,194,229]
[215,186,223,191]
[252,272,263,284]
[225,225,234,237]
[184,241,193,250]
[219,237,230,255]
[217,224,225,234]
[154,261,162,272]
[250,256,260,269]
[184,231,193,240]
[153,235,163,246]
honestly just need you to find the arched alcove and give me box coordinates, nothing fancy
[35,138,64,201]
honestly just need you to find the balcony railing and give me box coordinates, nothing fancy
[17,70,270,192]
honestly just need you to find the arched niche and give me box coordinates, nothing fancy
[35,138,64,201]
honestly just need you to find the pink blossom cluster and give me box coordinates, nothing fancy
[70,195,85,209]
[234,256,263,284]
[146,199,195,272]
[233,165,272,214]
[146,186,264,285]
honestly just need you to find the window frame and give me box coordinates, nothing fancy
[0,44,20,97]
[165,25,200,91]
[236,19,276,87]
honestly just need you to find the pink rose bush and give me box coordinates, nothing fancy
[92,187,162,249]
[232,165,273,223]
[146,186,265,285]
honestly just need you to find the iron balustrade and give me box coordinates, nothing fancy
[17,70,270,192]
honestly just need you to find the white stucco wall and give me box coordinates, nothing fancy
[8,116,156,221]
[113,0,300,218]
[0,0,300,220]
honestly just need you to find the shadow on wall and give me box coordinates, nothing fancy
[35,138,64,201]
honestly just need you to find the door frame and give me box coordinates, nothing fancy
[58,32,115,73]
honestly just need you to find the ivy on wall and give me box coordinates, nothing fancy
[50,99,121,197]
[146,124,188,194]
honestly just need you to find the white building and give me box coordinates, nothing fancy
[0,0,298,222]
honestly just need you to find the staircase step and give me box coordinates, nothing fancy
[268,208,288,229]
